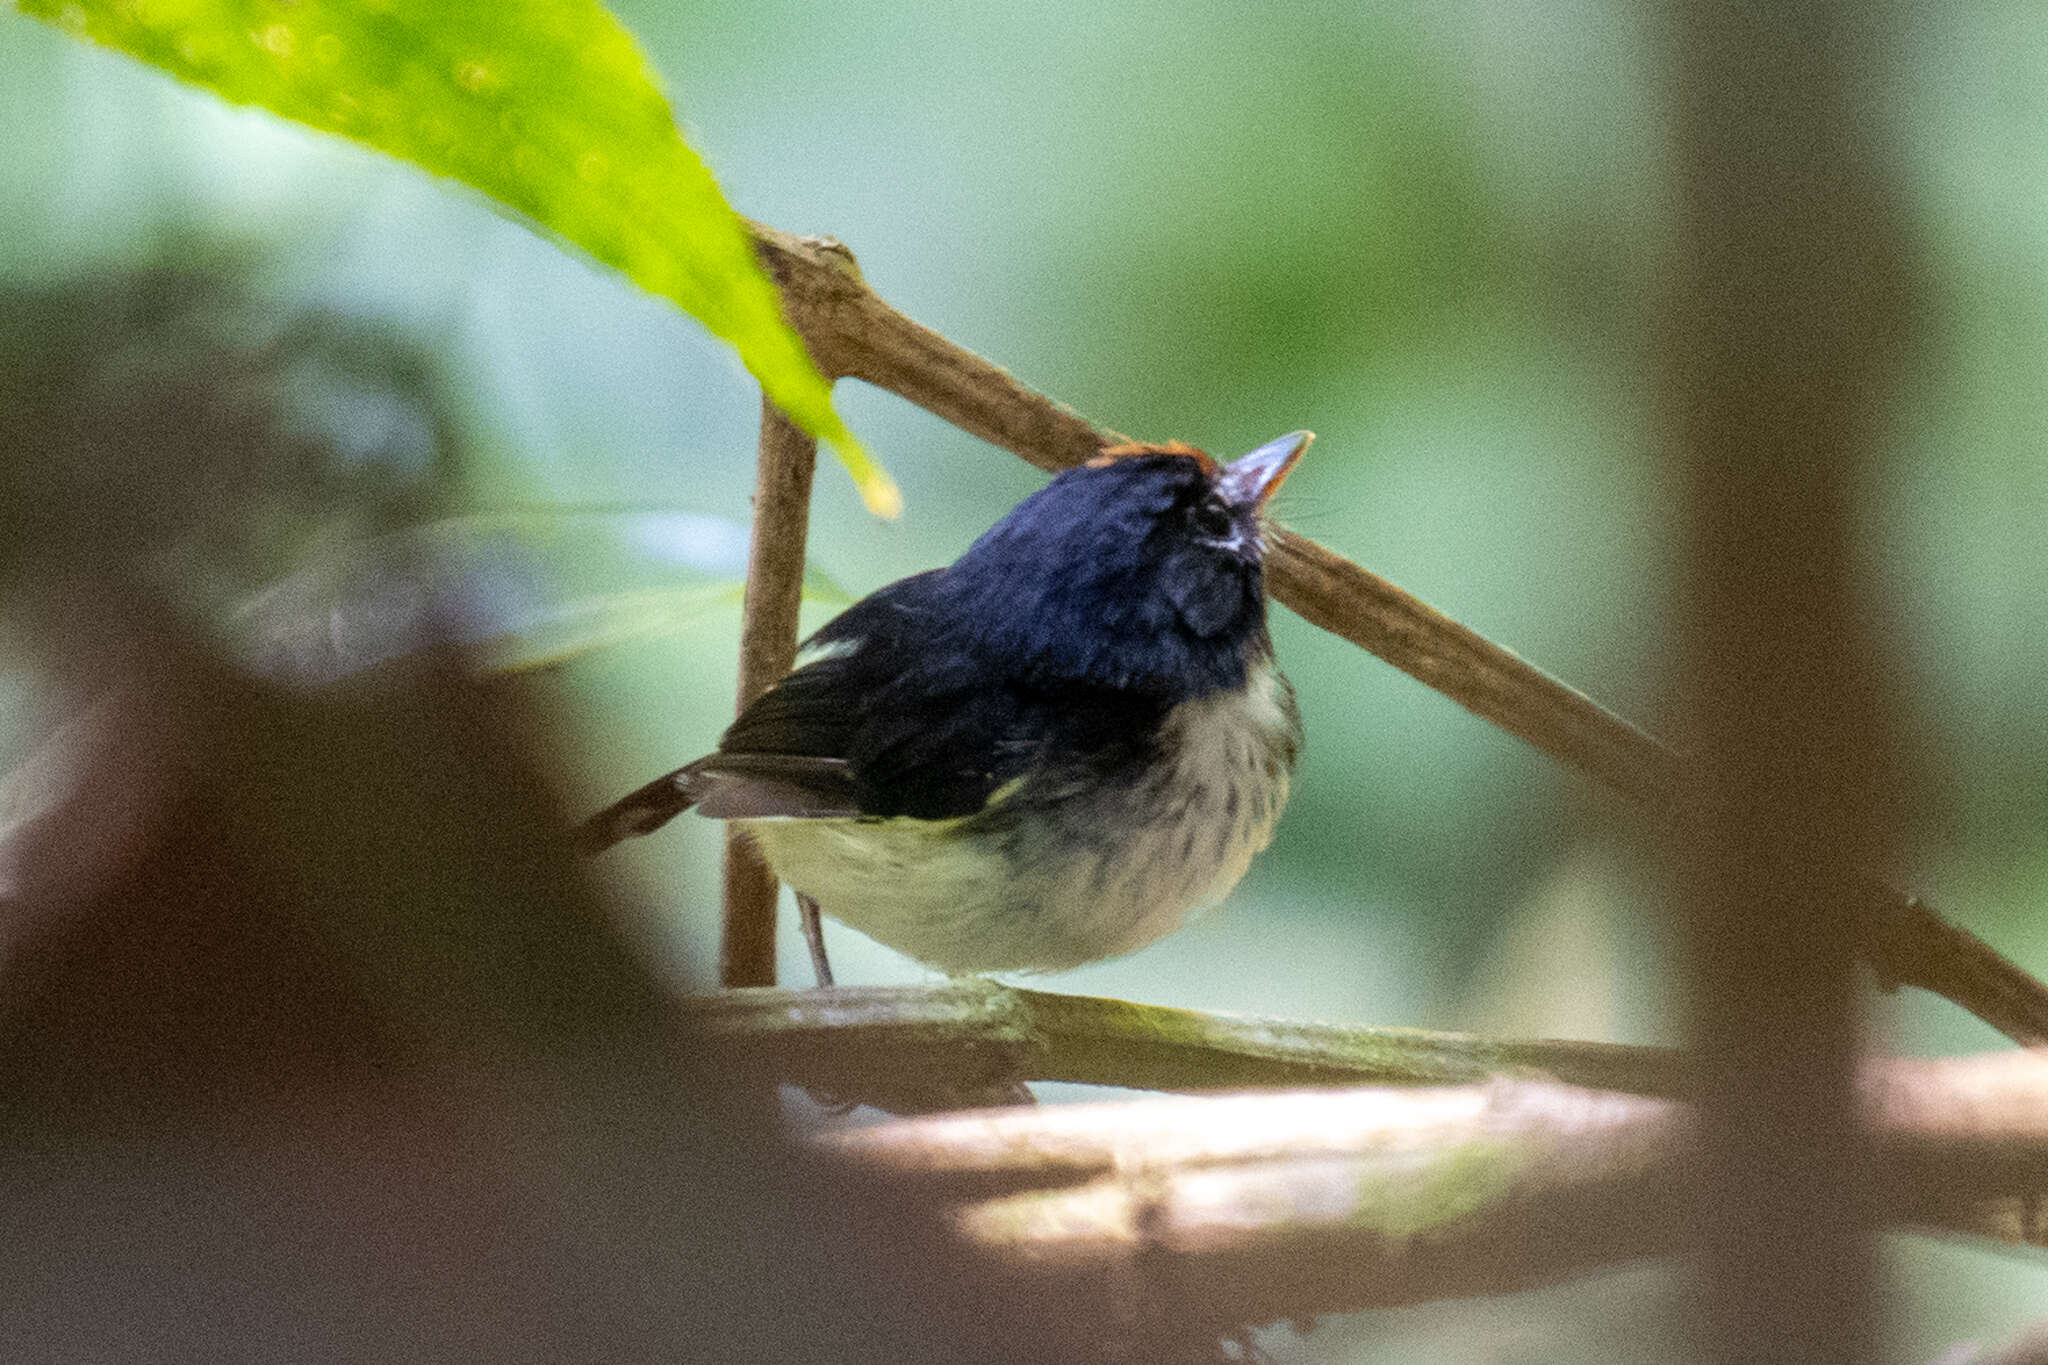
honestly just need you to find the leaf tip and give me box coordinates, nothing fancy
[829,432,900,518]
[857,466,904,520]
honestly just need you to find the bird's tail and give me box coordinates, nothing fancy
[574,769,699,855]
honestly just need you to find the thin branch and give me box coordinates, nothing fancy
[810,1054,2048,1325]
[1262,528,1679,809]
[1864,896,2048,1050]
[750,224,1115,472]
[748,220,2048,1048]
[682,981,1687,1102]
[718,831,779,986]
[719,400,818,987]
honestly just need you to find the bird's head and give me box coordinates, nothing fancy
[941,431,1312,694]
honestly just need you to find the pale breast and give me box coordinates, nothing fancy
[740,663,1301,974]
[1072,661,1300,958]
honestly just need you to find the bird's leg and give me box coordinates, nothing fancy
[797,893,834,988]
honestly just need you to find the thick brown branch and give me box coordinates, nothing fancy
[719,400,818,987]
[812,1054,2048,1325]
[747,221,2048,1048]
[877,1081,1681,1324]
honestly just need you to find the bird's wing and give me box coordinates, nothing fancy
[709,570,1041,822]
[706,569,1178,823]
[589,568,1174,834]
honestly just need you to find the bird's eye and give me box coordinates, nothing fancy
[1188,498,1236,544]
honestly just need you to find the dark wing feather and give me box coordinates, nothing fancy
[714,570,1013,820]
[713,569,1171,822]
[682,752,862,819]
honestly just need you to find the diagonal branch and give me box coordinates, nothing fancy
[747,221,2048,1048]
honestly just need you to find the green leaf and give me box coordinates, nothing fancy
[20,0,900,516]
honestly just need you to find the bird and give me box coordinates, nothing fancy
[578,431,1310,984]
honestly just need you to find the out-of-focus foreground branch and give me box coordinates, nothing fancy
[745,220,2048,1048]
[816,1053,2048,1327]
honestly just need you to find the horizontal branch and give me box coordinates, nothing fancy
[814,1053,2048,1325]
[683,981,1685,1106]
[748,221,2048,1048]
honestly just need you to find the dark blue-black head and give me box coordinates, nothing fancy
[937,431,1312,696]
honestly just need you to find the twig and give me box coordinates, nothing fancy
[810,1054,2048,1325]
[719,400,818,987]
[681,980,1687,1101]
[746,221,2048,1047]
[750,224,1114,472]
[1864,896,2048,1049]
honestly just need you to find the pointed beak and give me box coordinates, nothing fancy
[1217,430,1313,508]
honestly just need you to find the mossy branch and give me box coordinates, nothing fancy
[682,981,1685,1105]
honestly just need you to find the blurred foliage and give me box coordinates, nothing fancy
[235,508,848,683]
[18,0,894,511]
[4,0,2048,1359]
[0,257,449,615]
[0,260,815,691]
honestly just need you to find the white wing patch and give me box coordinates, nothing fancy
[793,635,862,669]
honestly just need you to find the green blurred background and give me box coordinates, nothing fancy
[3,0,2046,1359]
